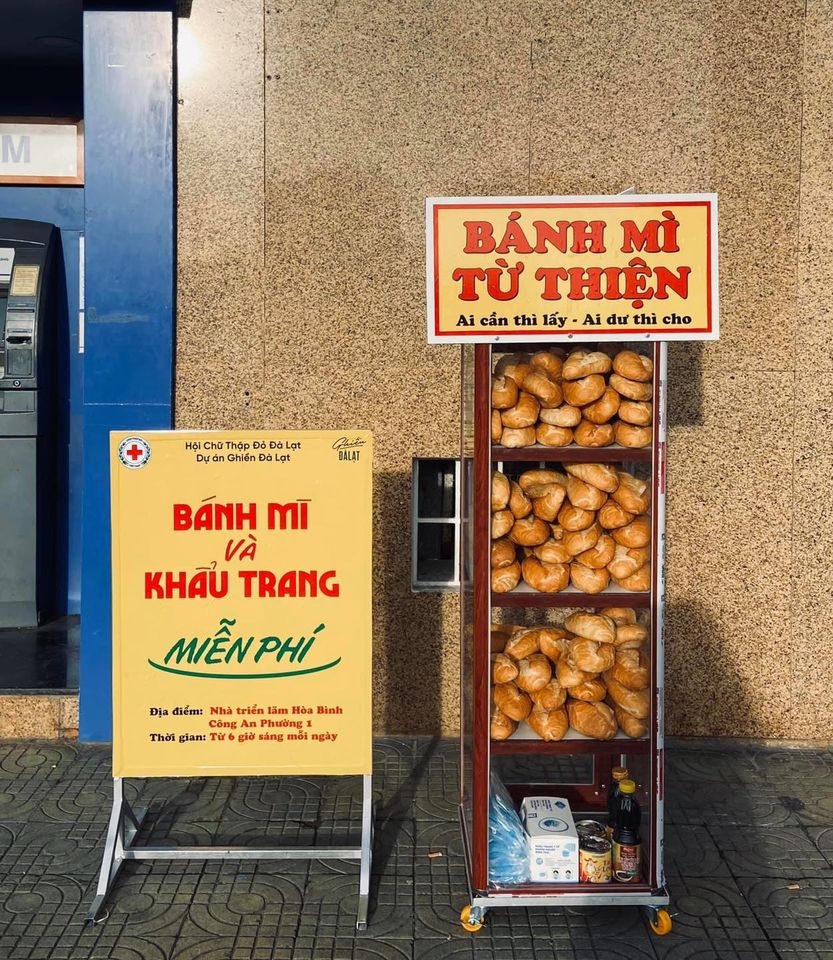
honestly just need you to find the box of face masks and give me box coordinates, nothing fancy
[520,796,579,882]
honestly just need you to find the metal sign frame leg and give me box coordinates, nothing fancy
[87,778,147,924]
[88,774,374,931]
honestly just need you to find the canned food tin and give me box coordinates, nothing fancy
[579,836,612,883]
[575,819,606,839]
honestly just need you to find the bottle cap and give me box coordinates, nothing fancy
[619,779,636,794]
[611,767,629,781]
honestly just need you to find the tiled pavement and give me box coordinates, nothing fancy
[0,738,832,959]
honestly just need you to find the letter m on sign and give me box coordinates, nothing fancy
[2,135,31,164]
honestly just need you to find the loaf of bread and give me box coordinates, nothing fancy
[611,564,651,592]
[574,420,615,447]
[567,699,617,740]
[558,502,596,532]
[614,421,652,448]
[491,409,503,442]
[562,522,602,557]
[534,627,573,662]
[570,637,616,673]
[565,476,608,511]
[491,561,521,593]
[611,700,649,739]
[564,462,619,492]
[494,352,530,375]
[570,562,610,593]
[509,515,551,546]
[523,371,562,407]
[515,653,553,693]
[501,392,540,428]
[569,677,608,702]
[600,606,637,625]
[603,674,649,718]
[614,623,649,648]
[491,470,511,511]
[532,538,572,564]
[607,544,650,580]
[539,404,582,427]
[598,500,635,530]
[618,400,652,426]
[491,509,514,539]
[518,468,566,492]
[531,679,568,711]
[492,652,519,684]
[508,481,532,519]
[491,375,519,410]
[612,515,651,547]
[491,537,517,569]
[500,426,536,447]
[575,533,615,569]
[529,484,568,521]
[493,681,533,721]
[503,628,541,659]
[562,350,612,380]
[535,423,574,447]
[612,350,653,382]
[608,372,652,401]
[530,350,563,379]
[581,387,621,424]
[556,657,596,689]
[611,471,651,514]
[500,360,532,387]
[564,612,617,645]
[521,556,570,592]
[563,374,606,406]
[609,647,650,690]
[528,704,569,741]
[490,703,518,740]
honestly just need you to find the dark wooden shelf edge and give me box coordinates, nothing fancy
[493,590,651,608]
[492,445,652,463]
[491,737,650,756]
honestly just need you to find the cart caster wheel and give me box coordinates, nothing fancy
[460,904,484,932]
[646,907,672,936]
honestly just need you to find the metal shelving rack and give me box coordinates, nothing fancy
[458,341,671,932]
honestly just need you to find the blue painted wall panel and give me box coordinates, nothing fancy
[80,9,174,742]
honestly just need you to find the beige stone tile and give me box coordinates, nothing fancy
[175,355,264,430]
[59,697,79,739]
[0,696,60,739]
[177,3,264,262]
[263,1,533,279]
[790,375,833,738]
[663,370,794,737]
[529,0,803,374]
[177,258,264,366]
[257,275,461,464]
[795,0,833,369]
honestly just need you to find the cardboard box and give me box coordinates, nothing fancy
[520,796,579,883]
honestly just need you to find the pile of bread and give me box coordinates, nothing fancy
[492,463,651,594]
[492,348,653,448]
[491,609,650,741]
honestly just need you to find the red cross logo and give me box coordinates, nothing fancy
[118,436,151,469]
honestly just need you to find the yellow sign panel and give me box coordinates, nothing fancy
[110,431,373,779]
[426,194,719,342]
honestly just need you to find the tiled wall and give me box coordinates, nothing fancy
[176,0,832,738]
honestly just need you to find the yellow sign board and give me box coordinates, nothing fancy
[110,430,373,779]
[426,194,719,342]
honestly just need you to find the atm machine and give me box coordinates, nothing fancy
[0,219,58,628]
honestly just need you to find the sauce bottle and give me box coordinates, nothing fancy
[606,766,629,838]
[611,779,641,882]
